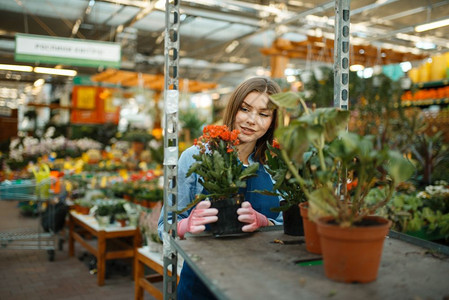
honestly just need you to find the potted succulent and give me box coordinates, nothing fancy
[179,125,259,237]
[271,91,415,283]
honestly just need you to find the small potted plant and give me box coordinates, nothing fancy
[179,125,259,237]
[115,213,128,227]
[255,140,307,236]
[271,91,415,283]
[74,199,93,215]
[122,130,154,160]
[96,204,112,227]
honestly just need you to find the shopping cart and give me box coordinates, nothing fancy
[0,178,58,261]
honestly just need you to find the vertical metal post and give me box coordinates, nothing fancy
[333,0,350,110]
[163,0,180,299]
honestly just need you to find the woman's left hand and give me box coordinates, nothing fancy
[237,201,269,232]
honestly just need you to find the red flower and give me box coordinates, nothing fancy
[347,178,358,192]
[272,139,281,149]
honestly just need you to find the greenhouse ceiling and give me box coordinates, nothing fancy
[0,0,448,88]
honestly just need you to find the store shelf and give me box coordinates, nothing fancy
[401,97,449,107]
[415,79,449,89]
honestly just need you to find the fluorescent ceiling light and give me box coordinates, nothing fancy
[0,64,33,72]
[34,67,77,76]
[34,79,45,87]
[415,18,449,32]
[416,41,436,50]
[350,64,365,72]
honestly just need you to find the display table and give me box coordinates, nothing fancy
[173,228,449,300]
[134,245,182,300]
[68,211,140,286]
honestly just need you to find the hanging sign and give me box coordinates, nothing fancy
[15,33,121,68]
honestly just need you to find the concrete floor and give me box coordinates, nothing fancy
[0,200,159,300]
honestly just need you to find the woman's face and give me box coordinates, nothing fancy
[234,91,274,145]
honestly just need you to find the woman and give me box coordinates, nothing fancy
[157,76,283,299]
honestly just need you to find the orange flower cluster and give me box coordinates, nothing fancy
[194,125,240,153]
[272,139,281,149]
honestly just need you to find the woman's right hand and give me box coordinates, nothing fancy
[177,200,218,239]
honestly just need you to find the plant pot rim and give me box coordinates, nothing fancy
[317,215,392,233]
[299,202,309,208]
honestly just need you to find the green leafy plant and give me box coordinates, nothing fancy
[122,130,154,143]
[372,185,449,239]
[179,109,206,142]
[115,213,128,221]
[135,188,163,202]
[410,131,449,187]
[270,92,415,227]
[255,141,308,212]
[96,204,112,217]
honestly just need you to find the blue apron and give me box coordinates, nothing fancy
[177,163,280,299]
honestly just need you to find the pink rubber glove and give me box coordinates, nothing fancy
[237,201,269,232]
[177,200,218,239]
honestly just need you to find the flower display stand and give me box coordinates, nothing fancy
[68,211,140,286]
[134,246,182,300]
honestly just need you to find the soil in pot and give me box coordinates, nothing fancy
[282,201,304,236]
[209,194,245,237]
[317,215,391,283]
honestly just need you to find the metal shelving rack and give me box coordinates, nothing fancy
[334,0,350,111]
[162,0,180,299]
[161,0,350,298]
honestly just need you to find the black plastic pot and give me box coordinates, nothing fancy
[282,201,304,236]
[210,194,245,237]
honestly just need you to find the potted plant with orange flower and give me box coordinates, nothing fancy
[179,125,259,236]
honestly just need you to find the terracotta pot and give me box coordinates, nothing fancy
[316,215,391,283]
[117,219,127,227]
[78,206,90,215]
[132,141,145,157]
[299,202,321,254]
[148,200,160,209]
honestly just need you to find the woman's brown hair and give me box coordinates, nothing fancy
[222,76,281,164]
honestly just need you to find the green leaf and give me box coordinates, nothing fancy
[202,181,221,193]
[308,187,339,220]
[387,151,415,183]
[269,91,304,109]
[239,163,259,180]
[253,189,279,197]
[299,108,350,142]
[275,124,310,163]
[186,162,200,178]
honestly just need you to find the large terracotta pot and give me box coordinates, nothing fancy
[299,202,321,254]
[316,215,391,283]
